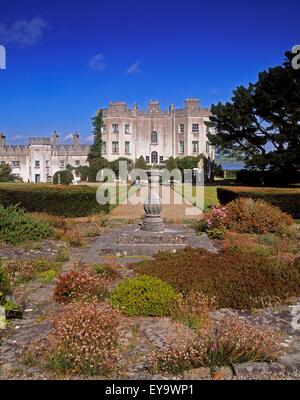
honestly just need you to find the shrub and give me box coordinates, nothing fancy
[0,184,110,217]
[0,266,11,304]
[205,315,282,367]
[45,303,122,376]
[0,205,53,245]
[110,275,179,317]
[38,269,58,283]
[224,198,293,234]
[217,187,300,218]
[206,227,226,240]
[55,246,70,262]
[236,169,300,186]
[53,270,110,304]
[3,258,61,285]
[133,248,300,309]
[53,170,74,185]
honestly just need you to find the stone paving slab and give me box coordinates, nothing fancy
[81,223,217,262]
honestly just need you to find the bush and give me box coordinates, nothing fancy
[0,205,53,245]
[0,266,11,304]
[110,275,179,316]
[3,258,61,285]
[45,303,122,376]
[236,169,300,186]
[53,270,110,304]
[205,315,282,367]
[53,170,74,185]
[225,198,293,234]
[0,184,110,217]
[217,187,300,218]
[133,248,300,309]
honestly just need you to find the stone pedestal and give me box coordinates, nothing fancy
[142,169,165,232]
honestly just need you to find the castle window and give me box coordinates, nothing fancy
[35,160,40,168]
[12,160,20,167]
[159,156,164,164]
[60,160,65,168]
[179,124,184,134]
[151,131,158,144]
[75,160,80,166]
[192,141,199,154]
[192,124,199,133]
[206,141,210,154]
[125,141,131,154]
[125,124,130,134]
[151,151,158,164]
[112,141,119,154]
[0,161,5,165]
[46,160,49,167]
[101,125,106,134]
[102,141,106,154]
[178,141,185,154]
[112,124,119,133]
[146,156,150,164]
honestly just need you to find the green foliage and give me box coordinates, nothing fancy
[217,187,300,219]
[75,165,89,181]
[134,156,148,170]
[88,110,104,161]
[0,184,110,217]
[0,205,53,245]
[133,248,300,309]
[38,269,58,283]
[111,275,179,316]
[4,299,20,312]
[88,157,110,182]
[55,246,70,262]
[109,158,134,178]
[165,156,178,172]
[0,163,17,182]
[206,227,226,240]
[53,170,74,185]
[0,266,11,304]
[206,51,300,172]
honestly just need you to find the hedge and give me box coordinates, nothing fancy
[217,187,300,218]
[0,184,110,217]
[236,169,300,186]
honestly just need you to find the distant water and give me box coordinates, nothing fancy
[220,162,245,171]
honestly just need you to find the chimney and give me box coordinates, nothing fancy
[73,132,79,146]
[0,133,6,146]
[53,131,59,145]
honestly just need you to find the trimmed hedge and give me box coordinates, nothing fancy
[0,184,110,217]
[236,169,300,186]
[217,187,300,218]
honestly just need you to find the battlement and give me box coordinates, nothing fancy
[29,137,52,145]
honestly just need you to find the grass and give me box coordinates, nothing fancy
[174,185,219,211]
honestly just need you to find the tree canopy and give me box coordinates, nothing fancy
[206,51,300,172]
[88,110,103,161]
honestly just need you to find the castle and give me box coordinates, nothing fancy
[0,98,214,183]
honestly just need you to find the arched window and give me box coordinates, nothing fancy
[151,151,158,164]
[151,131,158,144]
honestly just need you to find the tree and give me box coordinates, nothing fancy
[135,156,147,170]
[0,163,16,182]
[165,156,178,172]
[206,51,300,173]
[53,170,74,185]
[110,158,134,178]
[88,110,103,161]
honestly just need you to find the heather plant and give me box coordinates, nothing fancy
[0,205,53,245]
[111,275,179,317]
[53,269,111,304]
[45,303,123,376]
[224,198,293,234]
[0,266,11,305]
[38,269,58,283]
[195,205,227,239]
[133,248,300,309]
[172,292,215,331]
[55,245,70,262]
[2,259,62,285]
[205,315,282,367]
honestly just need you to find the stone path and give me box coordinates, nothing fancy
[109,185,202,222]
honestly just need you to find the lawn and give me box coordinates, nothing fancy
[174,184,219,211]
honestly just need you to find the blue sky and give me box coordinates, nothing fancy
[0,0,299,144]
